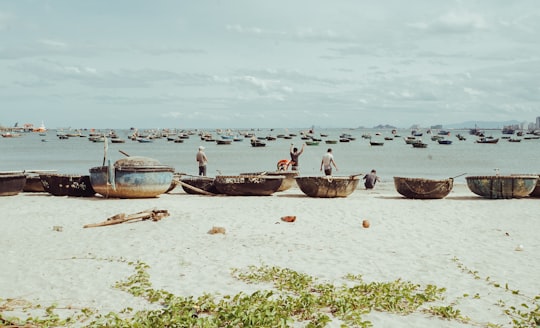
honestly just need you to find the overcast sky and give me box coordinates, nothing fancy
[1,1,539,129]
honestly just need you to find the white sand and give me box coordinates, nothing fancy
[1,182,539,327]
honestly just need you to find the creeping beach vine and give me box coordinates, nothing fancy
[1,256,539,327]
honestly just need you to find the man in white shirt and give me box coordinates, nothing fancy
[196,146,208,176]
[320,148,338,176]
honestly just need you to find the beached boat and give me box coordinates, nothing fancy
[40,174,96,197]
[393,177,453,199]
[240,171,299,192]
[295,175,360,198]
[527,175,540,198]
[465,175,538,199]
[213,175,284,196]
[178,176,220,195]
[89,156,175,198]
[23,174,45,192]
[0,173,26,196]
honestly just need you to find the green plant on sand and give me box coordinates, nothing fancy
[1,257,539,327]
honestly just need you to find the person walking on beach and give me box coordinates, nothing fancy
[363,169,380,189]
[196,146,208,176]
[320,148,338,176]
[289,143,305,171]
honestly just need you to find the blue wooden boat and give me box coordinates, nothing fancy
[89,156,174,198]
[0,173,26,196]
[466,175,538,199]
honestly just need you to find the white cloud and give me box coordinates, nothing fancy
[409,10,488,33]
[463,87,482,96]
[39,39,68,48]
[2,2,539,128]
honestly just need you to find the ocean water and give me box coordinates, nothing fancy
[2,128,539,184]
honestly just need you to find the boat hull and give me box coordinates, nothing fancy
[214,175,284,196]
[466,175,537,199]
[89,166,174,198]
[179,176,220,195]
[23,175,45,192]
[393,177,453,199]
[40,174,95,197]
[0,173,26,196]
[295,176,360,198]
[240,171,299,191]
[527,175,540,198]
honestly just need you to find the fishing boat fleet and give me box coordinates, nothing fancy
[3,124,540,199]
[2,162,540,200]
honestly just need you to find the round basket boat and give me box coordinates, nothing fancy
[89,156,174,198]
[179,176,220,195]
[295,176,360,198]
[40,174,95,197]
[527,175,540,198]
[466,175,538,199]
[393,177,453,199]
[0,173,26,196]
[214,175,284,196]
[240,171,299,192]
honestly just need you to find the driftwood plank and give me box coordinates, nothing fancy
[83,209,169,228]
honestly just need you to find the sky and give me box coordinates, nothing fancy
[1,0,539,129]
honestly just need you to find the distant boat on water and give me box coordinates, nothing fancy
[476,137,499,144]
[32,121,47,133]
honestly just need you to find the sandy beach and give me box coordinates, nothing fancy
[1,182,539,327]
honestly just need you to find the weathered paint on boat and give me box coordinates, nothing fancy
[0,173,26,196]
[214,175,284,196]
[89,156,174,198]
[295,176,360,198]
[180,176,220,195]
[40,174,95,197]
[240,171,299,191]
[393,177,453,199]
[466,175,538,199]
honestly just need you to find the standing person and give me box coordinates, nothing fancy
[320,148,338,176]
[196,146,208,176]
[289,143,305,171]
[363,169,380,189]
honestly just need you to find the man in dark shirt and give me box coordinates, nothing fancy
[363,169,380,189]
